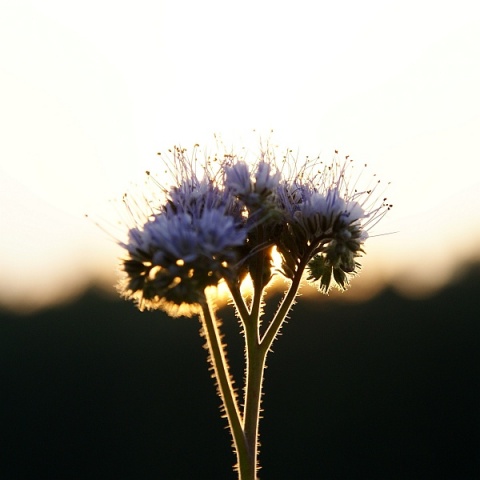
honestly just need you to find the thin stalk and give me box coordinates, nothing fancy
[249,253,266,325]
[241,239,269,479]
[228,280,265,479]
[242,304,265,480]
[241,266,306,479]
[223,257,309,479]
[199,298,252,479]
[227,281,251,328]
[260,258,308,353]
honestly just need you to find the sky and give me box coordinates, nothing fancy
[1,0,480,312]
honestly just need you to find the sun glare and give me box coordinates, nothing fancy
[1,1,480,310]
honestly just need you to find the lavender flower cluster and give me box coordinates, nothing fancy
[118,145,391,314]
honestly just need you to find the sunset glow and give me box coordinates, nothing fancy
[1,0,480,311]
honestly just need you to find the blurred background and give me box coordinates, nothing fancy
[1,1,479,478]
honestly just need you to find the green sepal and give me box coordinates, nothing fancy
[307,254,333,294]
[332,267,348,290]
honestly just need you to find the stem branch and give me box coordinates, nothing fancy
[260,259,308,353]
[203,258,308,479]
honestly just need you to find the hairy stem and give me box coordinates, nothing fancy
[218,258,308,478]
[227,280,265,479]
[199,297,253,479]
[242,302,265,480]
[260,259,308,353]
[227,281,251,328]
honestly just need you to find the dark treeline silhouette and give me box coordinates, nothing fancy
[1,265,479,479]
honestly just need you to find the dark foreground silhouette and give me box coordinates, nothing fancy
[1,266,479,479]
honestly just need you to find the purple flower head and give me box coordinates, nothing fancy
[224,158,280,210]
[117,145,249,315]
[116,141,391,310]
[119,207,247,315]
[275,152,391,292]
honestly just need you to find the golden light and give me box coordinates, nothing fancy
[1,1,480,311]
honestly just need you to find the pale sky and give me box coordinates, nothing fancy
[1,0,480,311]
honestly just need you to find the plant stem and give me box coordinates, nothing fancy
[199,297,252,479]
[226,281,261,478]
[227,281,251,328]
[243,265,307,475]
[260,259,307,351]
[242,313,265,480]
[241,239,270,479]
[204,261,308,479]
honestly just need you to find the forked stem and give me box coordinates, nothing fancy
[225,262,308,479]
[201,261,307,479]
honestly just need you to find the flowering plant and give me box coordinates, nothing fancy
[116,140,391,479]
